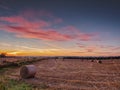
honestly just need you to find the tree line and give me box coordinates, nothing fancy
[0,53,6,58]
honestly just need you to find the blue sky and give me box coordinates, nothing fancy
[0,0,120,56]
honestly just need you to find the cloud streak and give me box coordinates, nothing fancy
[0,10,97,41]
[77,43,120,54]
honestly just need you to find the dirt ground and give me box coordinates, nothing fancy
[6,59,120,90]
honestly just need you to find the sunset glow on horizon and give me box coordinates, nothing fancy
[0,0,120,56]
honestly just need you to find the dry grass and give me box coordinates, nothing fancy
[1,58,120,90]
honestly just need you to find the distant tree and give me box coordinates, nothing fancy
[0,53,7,58]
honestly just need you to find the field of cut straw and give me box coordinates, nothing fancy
[0,57,120,90]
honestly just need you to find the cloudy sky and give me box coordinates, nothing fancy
[0,0,120,56]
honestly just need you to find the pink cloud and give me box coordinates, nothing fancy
[0,16,50,28]
[77,43,120,53]
[86,47,95,52]
[76,43,103,52]
[85,46,98,52]
[0,10,98,41]
[0,15,71,41]
[62,26,97,41]
[112,46,120,50]
[76,43,85,48]
[2,25,72,41]
[77,33,97,41]
[97,45,120,51]
[96,52,120,56]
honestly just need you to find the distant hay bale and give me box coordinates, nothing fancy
[91,60,94,62]
[20,65,37,79]
[97,60,102,64]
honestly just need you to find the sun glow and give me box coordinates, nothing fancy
[7,51,21,56]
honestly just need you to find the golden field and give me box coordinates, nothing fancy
[0,57,120,90]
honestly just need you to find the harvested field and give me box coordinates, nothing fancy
[4,58,120,90]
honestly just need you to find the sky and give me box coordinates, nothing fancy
[0,0,120,56]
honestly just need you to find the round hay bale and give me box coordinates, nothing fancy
[20,65,37,79]
[97,60,102,64]
[91,60,94,62]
